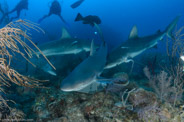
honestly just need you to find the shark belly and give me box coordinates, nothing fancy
[105,40,159,69]
[61,75,97,92]
[105,59,124,69]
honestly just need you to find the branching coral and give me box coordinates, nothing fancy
[143,26,184,106]
[165,26,184,106]
[0,19,55,120]
[144,67,173,102]
[0,19,55,88]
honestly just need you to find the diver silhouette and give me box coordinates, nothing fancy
[38,0,68,25]
[0,0,28,24]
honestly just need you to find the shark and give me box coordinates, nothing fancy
[60,24,108,92]
[37,28,96,57]
[35,28,97,76]
[104,16,180,69]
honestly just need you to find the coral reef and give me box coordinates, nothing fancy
[33,88,138,122]
[0,19,55,121]
[31,86,184,122]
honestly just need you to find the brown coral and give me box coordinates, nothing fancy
[0,19,55,120]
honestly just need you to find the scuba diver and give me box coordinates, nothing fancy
[0,0,28,24]
[38,0,68,25]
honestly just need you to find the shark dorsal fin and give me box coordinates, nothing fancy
[61,28,71,39]
[90,40,95,56]
[129,25,138,39]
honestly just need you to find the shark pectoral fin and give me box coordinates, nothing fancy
[90,40,95,56]
[47,70,57,76]
[71,41,78,46]
[123,58,134,73]
[121,47,129,49]
[78,82,105,94]
[61,28,71,39]
[129,25,139,39]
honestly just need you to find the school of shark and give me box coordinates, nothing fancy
[1,0,184,121]
[35,18,179,95]
[0,0,181,93]
[38,16,180,92]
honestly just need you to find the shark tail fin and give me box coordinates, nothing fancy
[165,16,180,39]
[75,13,83,21]
[94,23,105,43]
[90,39,95,56]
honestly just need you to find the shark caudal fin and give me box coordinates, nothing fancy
[165,16,180,39]
[94,23,105,43]
[75,13,83,21]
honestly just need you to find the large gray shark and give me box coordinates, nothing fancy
[38,28,94,57]
[60,24,108,92]
[105,16,180,69]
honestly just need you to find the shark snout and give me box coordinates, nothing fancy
[60,81,75,92]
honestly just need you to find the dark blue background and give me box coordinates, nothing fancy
[0,0,184,50]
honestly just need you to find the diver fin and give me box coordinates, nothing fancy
[61,28,71,39]
[90,40,95,56]
[129,25,138,39]
[75,13,83,21]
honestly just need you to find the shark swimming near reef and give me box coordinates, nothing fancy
[34,28,97,76]
[105,16,180,69]
[37,28,96,57]
[60,23,108,92]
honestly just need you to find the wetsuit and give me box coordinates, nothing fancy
[38,0,67,25]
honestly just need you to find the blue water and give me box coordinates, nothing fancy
[1,0,184,121]
[1,0,184,49]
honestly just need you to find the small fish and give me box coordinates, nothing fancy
[71,0,85,9]
[75,13,101,27]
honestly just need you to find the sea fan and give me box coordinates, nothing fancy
[0,19,55,120]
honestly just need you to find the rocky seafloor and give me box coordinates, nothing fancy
[30,83,184,122]
[1,73,184,122]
